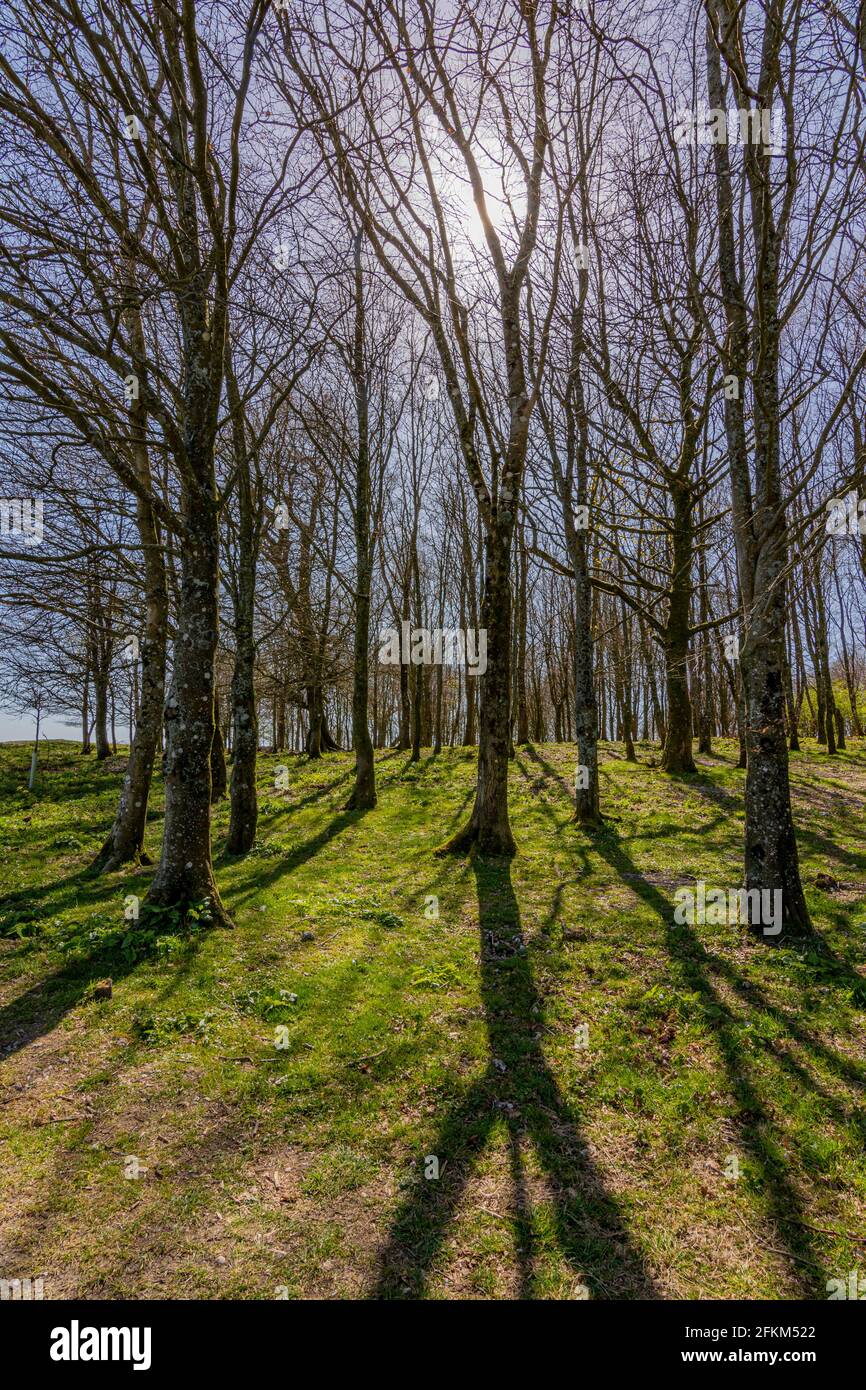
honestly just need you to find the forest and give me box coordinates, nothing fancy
[0,0,865,1310]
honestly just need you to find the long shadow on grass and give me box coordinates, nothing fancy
[225,809,370,910]
[270,768,354,815]
[371,854,659,1300]
[0,924,206,1059]
[0,1026,258,1297]
[681,772,866,879]
[592,832,826,1293]
[523,745,832,1295]
[0,865,111,921]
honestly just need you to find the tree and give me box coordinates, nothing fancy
[0,0,279,922]
[276,0,559,853]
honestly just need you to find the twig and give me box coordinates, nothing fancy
[735,1214,822,1270]
[785,1217,866,1245]
[478,1206,511,1222]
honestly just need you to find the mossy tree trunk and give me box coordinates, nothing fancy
[346,229,376,811]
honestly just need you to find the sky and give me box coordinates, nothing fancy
[0,712,130,743]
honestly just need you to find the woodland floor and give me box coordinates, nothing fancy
[0,738,865,1300]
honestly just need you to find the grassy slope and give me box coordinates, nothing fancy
[0,737,864,1300]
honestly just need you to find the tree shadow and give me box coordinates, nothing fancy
[0,864,115,921]
[794,826,866,878]
[397,750,450,779]
[226,808,372,909]
[665,772,740,812]
[523,744,844,1295]
[0,1015,264,1297]
[0,922,207,1061]
[681,770,866,878]
[594,830,835,1293]
[267,768,354,816]
[371,854,659,1299]
[516,744,732,852]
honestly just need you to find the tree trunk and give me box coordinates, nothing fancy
[81,665,91,755]
[784,629,800,752]
[516,531,529,744]
[433,661,444,754]
[398,587,411,751]
[227,637,257,851]
[90,484,167,872]
[93,663,111,761]
[622,682,637,762]
[790,596,809,745]
[741,548,811,934]
[410,541,422,762]
[210,690,228,802]
[537,265,602,823]
[833,565,863,736]
[145,488,229,926]
[461,567,479,746]
[697,533,713,755]
[439,528,515,856]
[706,7,810,936]
[661,487,696,773]
[814,567,837,754]
[345,229,376,811]
[573,524,600,823]
[662,639,695,773]
[305,684,326,757]
[736,667,748,769]
[641,621,665,747]
[226,457,259,853]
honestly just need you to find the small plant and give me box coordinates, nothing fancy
[409,962,462,991]
[131,1009,215,1046]
[359,907,404,930]
[0,908,37,939]
[233,986,299,1020]
[246,839,282,859]
[52,833,83,850]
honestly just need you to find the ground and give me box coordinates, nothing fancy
[0,738,864,1300]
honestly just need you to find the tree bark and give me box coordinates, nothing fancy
[784,635,800,752]
[661,485,697,773]
[697,530,713,755]
[439,527,516,855]
[92,644,111,761]
[813,565,837,753]
[410,537,423,762]
[91,264,170,876]
[210,689,228,802]
[516,530,529,745]
[81,671,91,755]
[226,456,259,852]
[90,488,167,871]
[706,3,810,934]
[345,229,376,811]
[145,485,229,926]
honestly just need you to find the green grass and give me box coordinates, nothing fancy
[1,737,865,1299]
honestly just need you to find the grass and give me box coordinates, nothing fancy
[0,736,865,1300]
